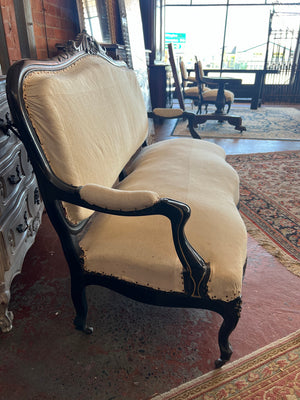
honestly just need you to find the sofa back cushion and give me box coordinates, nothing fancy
[23,54,148,223]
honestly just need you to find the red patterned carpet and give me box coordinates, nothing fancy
[152,329,300,400]
[227,151,300,276]
[0,214,299,399]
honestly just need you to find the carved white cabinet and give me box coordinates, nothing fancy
[0,76,43,332]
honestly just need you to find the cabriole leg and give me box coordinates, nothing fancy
[0,287,13,333]
[71,279,93,334]
[215,297,242,368]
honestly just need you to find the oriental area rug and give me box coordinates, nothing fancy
[151,329,300,400]
[226,151,300,277]
[172,106,300,140]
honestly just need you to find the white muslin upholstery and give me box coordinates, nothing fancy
[80,184,160,212]
[22,53,247,302]
[79,139,247,300]
[202,88,234,102]
[153,108,184,118]
[23,55,148,223]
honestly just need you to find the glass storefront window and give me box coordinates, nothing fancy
[165,2,300,80]
[224,6,271,70]
[165,6,227,69]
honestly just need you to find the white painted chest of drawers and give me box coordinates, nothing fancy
[0,76,43,332]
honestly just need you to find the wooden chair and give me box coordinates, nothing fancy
[194,60,234,114]
[169,44,234,116]
[168,43,199,110]
[179,60,197,87]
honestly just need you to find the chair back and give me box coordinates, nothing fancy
[195,60,206,93]
[180,60,188,88]
[168,43,185,110]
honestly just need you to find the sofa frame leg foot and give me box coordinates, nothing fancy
[215,297,242,368]
[71,281,93,334]
[215,357,229,369]
[74,315,93,334]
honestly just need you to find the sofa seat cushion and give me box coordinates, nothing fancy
[79,139,247,301]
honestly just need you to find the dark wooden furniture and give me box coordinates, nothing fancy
[193,63,246,133]
[149,63,172,109]
[6,33,247,367]
[0,77,43,332]
[167,46,245,134]
[201,76,242,114]
[168,43,198,110]
[194,60,234,115]
[100,44,126,62]
[202,69,279,109]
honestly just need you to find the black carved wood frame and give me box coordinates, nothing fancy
[6,34,246,368]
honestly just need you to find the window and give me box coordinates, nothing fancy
[77,0,116,43]
[81,0,103,41]
[165,1,300,84]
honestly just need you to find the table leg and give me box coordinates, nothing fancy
[251,71,264,110]
[215,82,226,114]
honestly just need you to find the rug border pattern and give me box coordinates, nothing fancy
[227,151,300,275]
[152,330,300,400]
[239,185,300,261]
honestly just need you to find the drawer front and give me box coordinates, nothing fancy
[27,181,42,219]
[0,87,20,159]
[0,175,43,272]
[0,143,33,218]
[0,123,19,158]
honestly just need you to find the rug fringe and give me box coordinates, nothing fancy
[242,215,300,277]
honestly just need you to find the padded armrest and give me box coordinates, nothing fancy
[80,184,160,212]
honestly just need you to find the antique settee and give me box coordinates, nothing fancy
[6,33,247,368]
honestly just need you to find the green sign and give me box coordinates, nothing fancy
[165,33,186,50]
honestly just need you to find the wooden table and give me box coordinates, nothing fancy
[202,69,279,109]
[190,76,246,134]
[202,76,242,114]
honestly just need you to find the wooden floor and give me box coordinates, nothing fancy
[154,102,300,155]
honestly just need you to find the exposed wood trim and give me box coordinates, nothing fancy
[76,0,85,31]
[13,0,37,59]
[0,7,10,74]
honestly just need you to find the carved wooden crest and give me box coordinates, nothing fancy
[55,30,107,58]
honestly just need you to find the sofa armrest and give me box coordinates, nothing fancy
[52,179,208,297]
[79,186,209,296]
[80,184,160,212]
